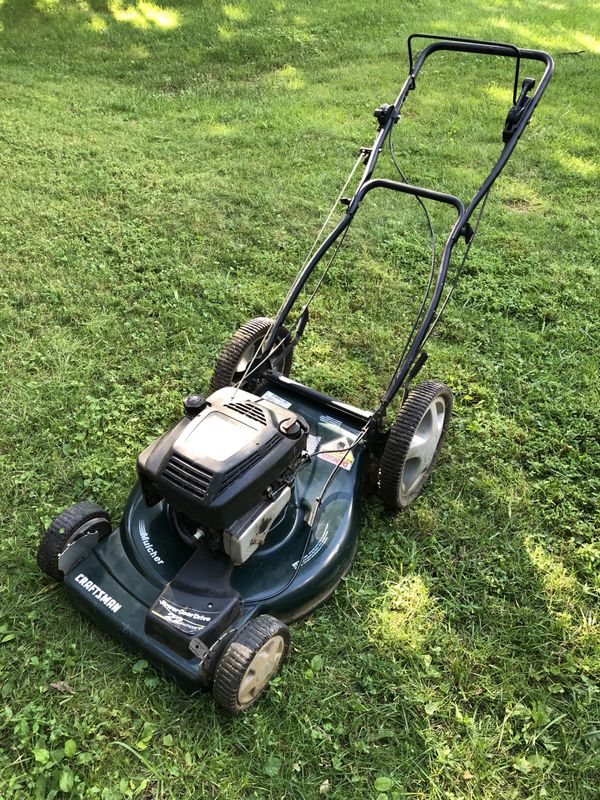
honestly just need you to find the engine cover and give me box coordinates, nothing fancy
[137,387,308,530]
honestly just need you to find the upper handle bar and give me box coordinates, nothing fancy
[407,34,524,103]
[406,34,553,110]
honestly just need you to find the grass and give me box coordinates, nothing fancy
[0,0,599,798]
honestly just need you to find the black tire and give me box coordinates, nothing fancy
[212,615,290,714]
[209,317,293,393]
[378,380,453,510]
[37,501,112,581]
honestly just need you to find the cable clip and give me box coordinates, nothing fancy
[460,222,474,244]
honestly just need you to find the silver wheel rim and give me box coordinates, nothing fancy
[237,635,285,706]
[236,343,282,377]
[236,344,256,374]
[400,395,446,499]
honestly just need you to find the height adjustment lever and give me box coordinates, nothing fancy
[373,103,399,130]
[502,77,536,143]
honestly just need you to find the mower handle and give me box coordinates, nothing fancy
[349,36,553,200]
[406,32,553,71]
[374,37,554,410]
[260,34,553,419]
[347,178,465,218]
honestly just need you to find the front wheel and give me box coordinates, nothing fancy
[378,380,453,509]
[212,615,290,714]
[37,501,111,581]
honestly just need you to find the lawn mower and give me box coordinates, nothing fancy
[37,35,553,713]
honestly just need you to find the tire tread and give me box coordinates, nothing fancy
[210,318,293,393]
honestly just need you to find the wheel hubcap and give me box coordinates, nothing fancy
[236,344,257,374]
[401,396,446,498]
[235,341,283,380]
[237,635,285,706]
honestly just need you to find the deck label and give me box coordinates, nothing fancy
[74,573,122,613]
[139,528,165,565]
[262,391,292,409]
[317,436,355,471]
[151,598,212,635]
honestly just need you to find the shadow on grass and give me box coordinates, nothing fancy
[359,470,599,794]
[0,0,312,86]
[1,0,180,29]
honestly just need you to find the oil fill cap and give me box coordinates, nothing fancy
[279,416,302,438]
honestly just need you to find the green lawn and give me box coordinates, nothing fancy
[0,1,599,798]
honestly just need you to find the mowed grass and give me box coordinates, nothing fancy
[0,0,599,798]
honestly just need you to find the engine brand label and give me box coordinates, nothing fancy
[151,598,212,635]
[74,573,122,613]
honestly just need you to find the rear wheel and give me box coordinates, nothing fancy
[378,380,453,509]
[212,615,290,714]
[37,501,111,581]
[209,317,293,393]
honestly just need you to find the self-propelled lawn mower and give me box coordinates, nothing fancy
[37,36,553,714]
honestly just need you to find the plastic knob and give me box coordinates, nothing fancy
[184,394,208,417]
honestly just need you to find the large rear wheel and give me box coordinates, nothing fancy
[209,317,293,392]
[378,380,453,509]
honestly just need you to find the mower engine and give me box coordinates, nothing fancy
[137,387,309,564]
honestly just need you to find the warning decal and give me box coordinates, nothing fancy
[317,436,355,471]
[261,390,292,409]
